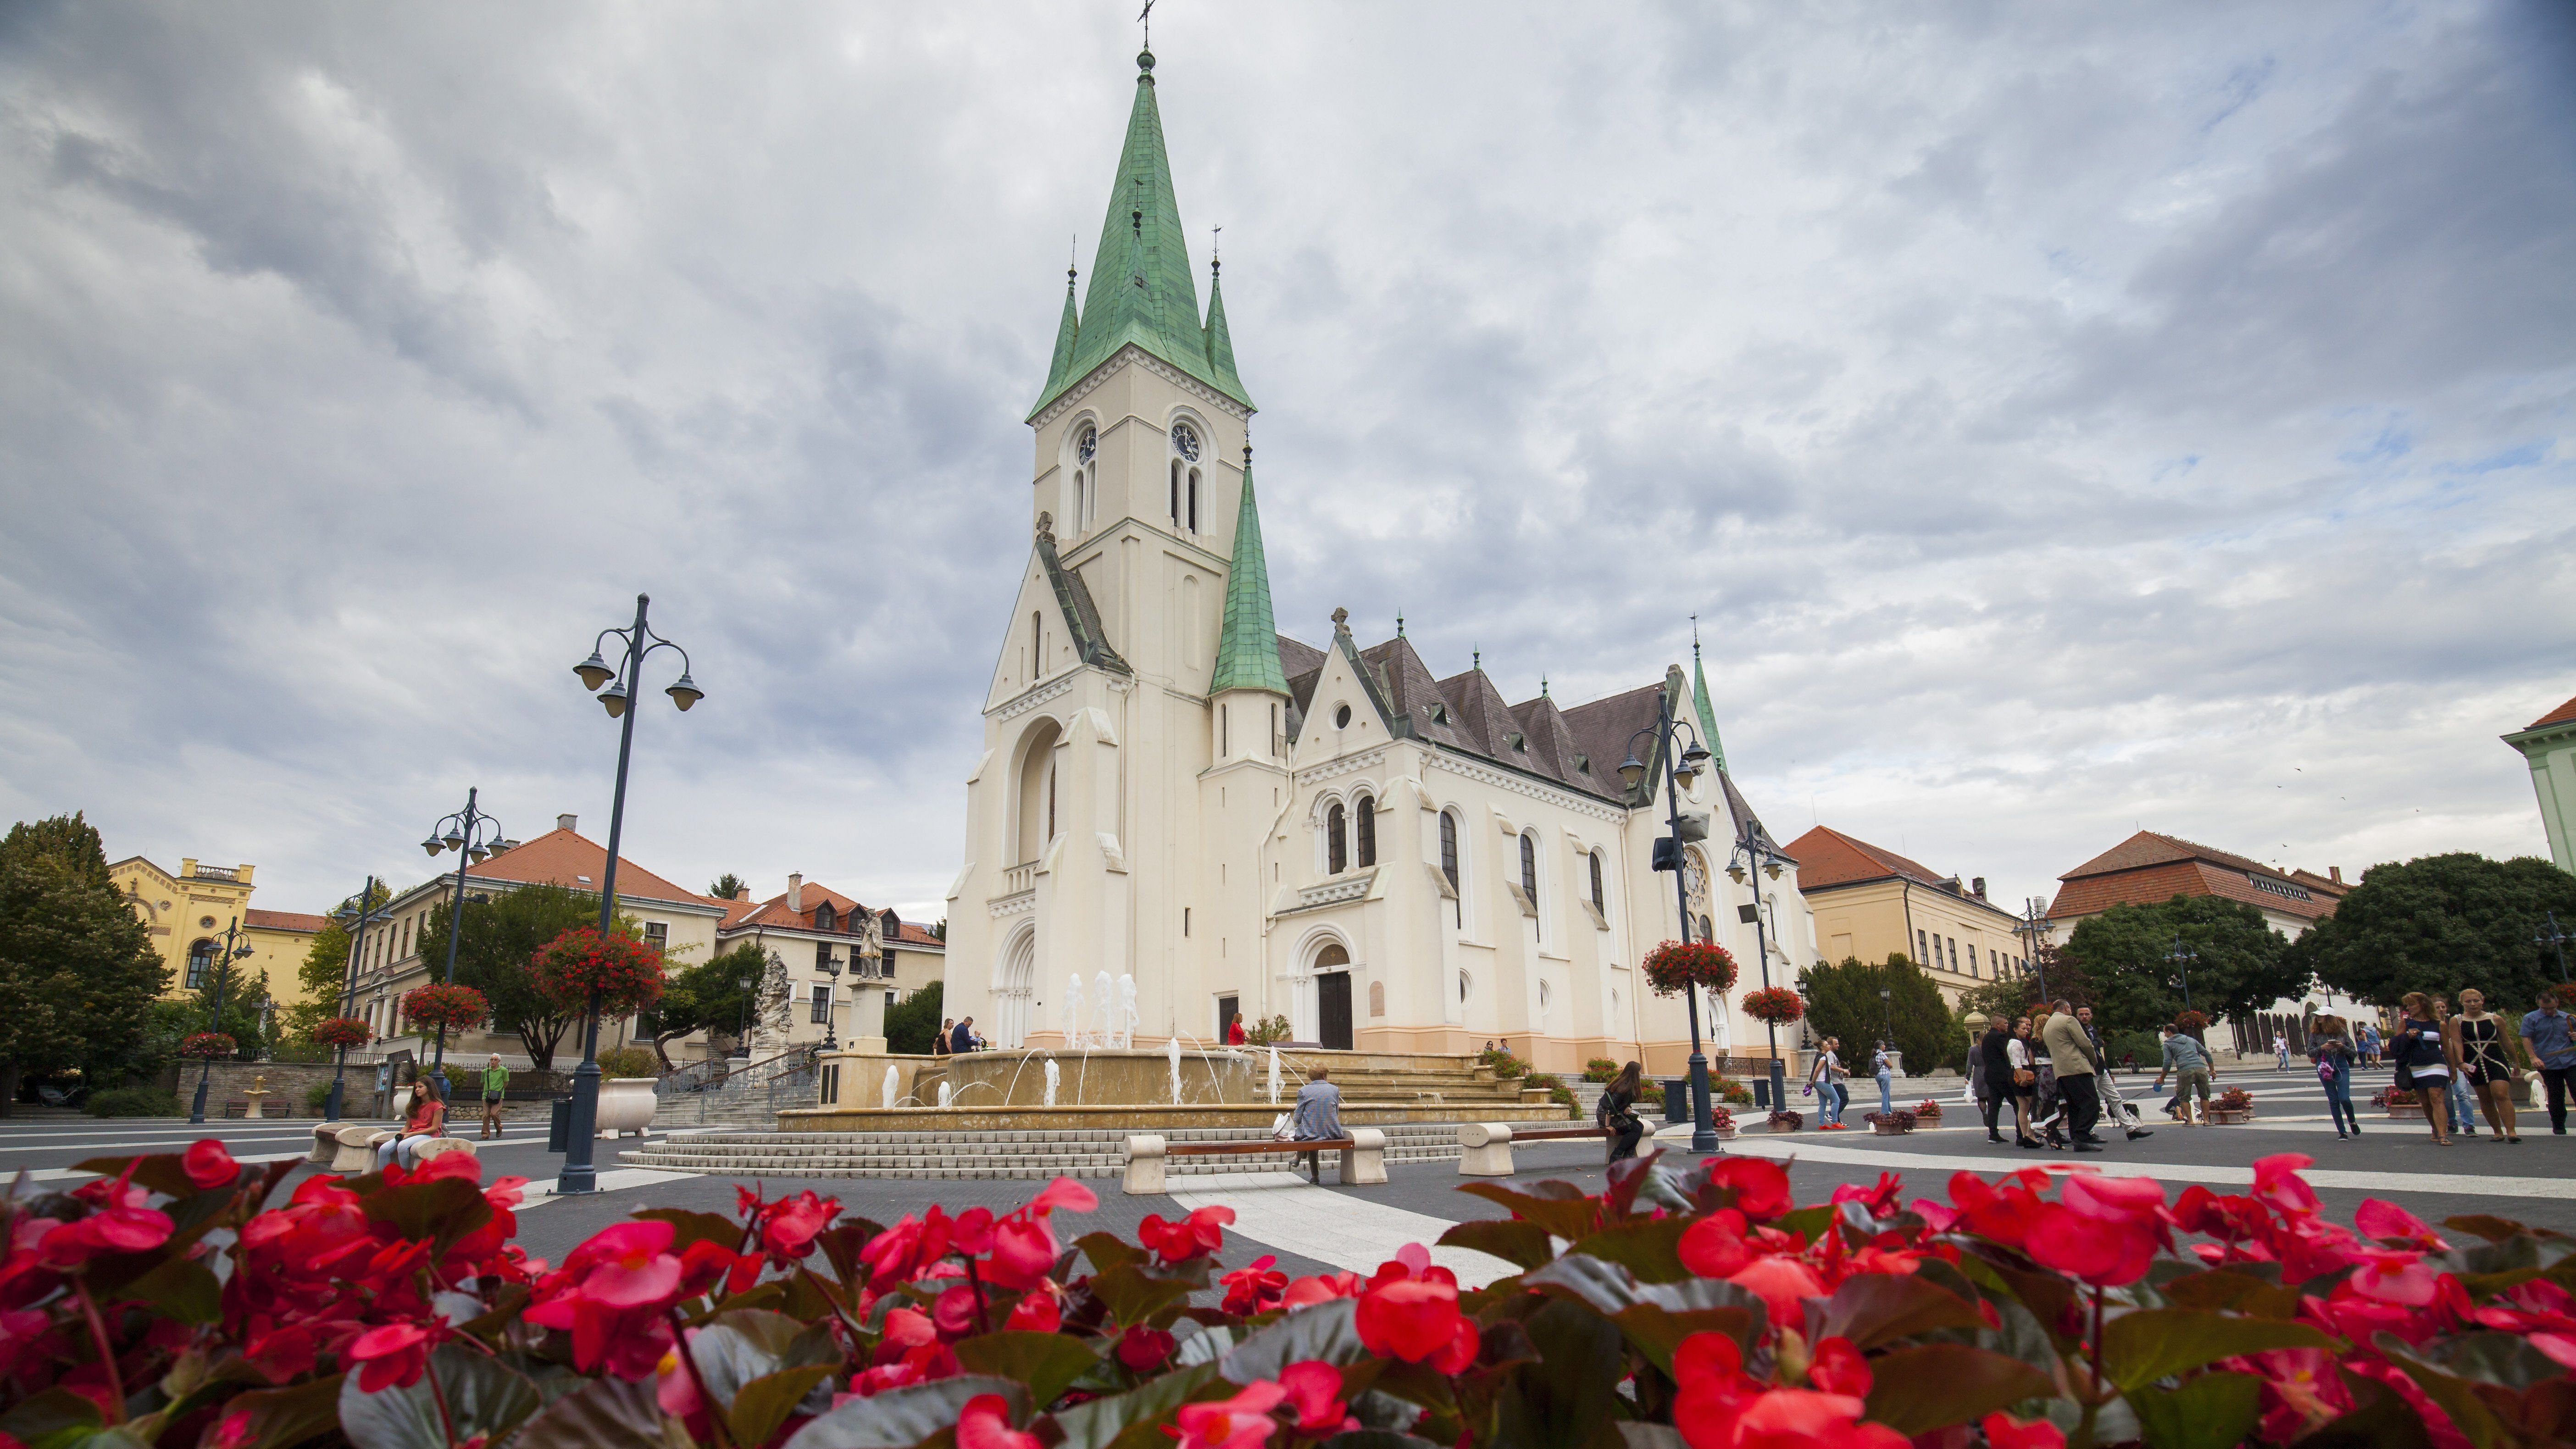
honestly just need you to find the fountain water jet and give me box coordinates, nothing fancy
[1044,1058,1060,1107]
[1119,975,1141,1050]
[882,1066,899,1110]
[1065,975,1084,1046]
[1093,971,1114,1049]
[1267,1045,1282,1105]
[1166,1035,1184,1105]
[937,1081,953,1108]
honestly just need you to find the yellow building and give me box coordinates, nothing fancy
[108,856,328,1018]
[1782,827,2033,1002]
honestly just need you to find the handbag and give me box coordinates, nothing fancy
[2012,1068,2036,1088]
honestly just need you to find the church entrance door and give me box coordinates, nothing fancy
[1317,973,1352,1051]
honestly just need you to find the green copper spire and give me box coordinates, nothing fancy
[1209,444,1287,696]
[1042,264,1081,402]
[1692,628,1729,773]
[1203,255,1246,401]
[1030,48,1253,419]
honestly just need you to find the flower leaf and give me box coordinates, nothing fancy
[359,1176,494,1257]
[339,1345,543,1449]
[783,1376,1030,1449]
[1814,1271,1981,1351]
[1858,1343,2054,1437]
[1048,1362,1226,1449]
[1455,1182,1600,1242]
[2124,1370,2264,1449]
[727,1365,836,1449]
[632,1207,747,1255]
[119,1253,222,1325]
[213,1375,350,1449]
[511,1373,665,1449]
[1564,1217,1692,1285]
[1219,1298,1367,1382]
[954,1330,1105,1407]
[2100,1309,2338,1393]
[0,1388,103,1449]
[1436,1218,1553,1271]
[1088,1260,1199,1329]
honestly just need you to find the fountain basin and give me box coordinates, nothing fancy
[917,1048,1259,1107]
[777,1101,1571,1133]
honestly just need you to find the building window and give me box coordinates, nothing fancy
[186,938,216,990]
[1915,930,1928,966]
[1187,467,1200,532]
[1520,833,1539,938]
[1966,943,1978,977]
[1169,459,1182,524]
[1439,810,1460,928]
[1046,762,1057,840]
[814,902,834,932]
[1948,937,1959,972]
[815,942,835,974]
[1589,852,1605,913]
[810,984,832,1024]
[1327,803,1348,874]
[1354,794,1375,867]
[643,921,668,951]
[885,990,896,1013]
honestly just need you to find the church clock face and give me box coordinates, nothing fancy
[1077,426,1098,465]
[1171,421,1200,462]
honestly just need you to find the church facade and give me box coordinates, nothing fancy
[941,50,1821,1076]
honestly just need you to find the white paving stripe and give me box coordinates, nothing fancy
[1707,1136,2576,1201]
[522,1167,697,1205]
[1167,1171,1521,1289]
[0,1133,534,1155]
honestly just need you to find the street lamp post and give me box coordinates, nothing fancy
[1617,690,1719,1153]
[2014,898,2052,1002]
[2165,938,2198,1017]
[324,879,390,1122]
[561,593,703,1195]
[1722,815,1798,1116]
[419,791,505,1097]
[187,917,257,1125]
[2539,912,2571,986]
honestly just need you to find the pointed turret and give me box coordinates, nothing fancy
[1692,633,1730,773]
[1203,256,1247,401]
[1209,444,1288,696]
[1030,48,1253,419]
[1040,265,1082,403]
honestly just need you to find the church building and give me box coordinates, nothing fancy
[941,49,1822,1076]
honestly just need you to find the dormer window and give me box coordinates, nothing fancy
[814,901,835,932]
[1508,732,1527,752]
[1574,754,1591,774]
[1430,704,1450,725]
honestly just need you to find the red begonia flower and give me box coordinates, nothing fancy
[346,1322,436,1393]
[1280,1271,1359,1308]
[958,1392,1040,1449]
[2347,1249,2439,1306]
[182,1139,239,1190]
[1137,1205,1234,1265]
[1220,1255,1288,1316]
[1706,1158,1793,1221]
[2353,1199,2448,1250]
[1726,1256,1827,1335]
[1806,1335,1871,1397]
[2060,1171,2166,1224]
[1981,1412,2068,1449]
[1277,1360,1352,1434]
[1166,1380,1286,1449]
[1355,1276,1478,1372]
[1116,1323,1175,1371]
[2249,1154,2321,1215]
[758,1190,838,1260]
[2023,1201,2155,1288]
[1679,1217,1753,1278]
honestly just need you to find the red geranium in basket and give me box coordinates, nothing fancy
[401,983,489,1034]
[1740,986,1805,1025]
[1640,939,1739,996]
[311,1016,372,1049]
[177,1032,236,1060]
[533,926,667,1015]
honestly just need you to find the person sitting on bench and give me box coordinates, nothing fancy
[1599,1060,1647,1162]
[1290,1066,1343,1182]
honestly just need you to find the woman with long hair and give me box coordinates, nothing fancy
[375,1076,446,1171]
[2396,992,2456,1146]
[2309,1015,2360,1139]
[2008,1016,2043,1149]
[1599,1060,1646,1162]
[2453,988,2521,1143]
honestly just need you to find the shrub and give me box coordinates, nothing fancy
[1241,1013,1293,1046]
[85,1085,181,1117]
[1581,1057,1621,1083]
[6,1136,2571,1446]
[177,1032,236,1060]
[1476,1046,1529,1079]
[1767,1107,1803,1129]
[594,1044,661,1078]
[1913,1097,1944,1116]
[303,1080,337,1112]
[2216,1086,2255,1111]
[1524,1071,1578,1118]
[2373,1086,2419,1108]
[1712,1074,1754,1105]
[1863,1109,1917,1131]
[1707,1103,1734,1131]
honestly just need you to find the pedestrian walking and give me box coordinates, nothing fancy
[2395,993,2458,1146]
[2003,1017,2043,1148]
[479,1054,509,1140]
[2452,989,2521,1144]
[2432,997,2480,1136]
[2309,1016,2360,1139]
[2274,1033,2290,1071]
[1871,1041,1895,1118]
[1598,1061,1647,1162]
[2078,1006,2150,1140]
[1808,1038,1849,1128]
[2361,1021,2383,1067]
[2028,1006,2066,1147]
[2041,999,2107,1153]
[2521,987,2575,1135]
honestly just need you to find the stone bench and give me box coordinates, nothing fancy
[1121,1130,1386,1195]
[323,1124,479,1173]
[1456,1122,1608,1177]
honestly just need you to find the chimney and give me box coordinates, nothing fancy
[734,886,751,901]
[787,874,804,912]
[1971,877,1987,899]
[2329,866,2343,885]
[557,813,577,833]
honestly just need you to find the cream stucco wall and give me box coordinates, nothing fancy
[1808,877,2032,1003]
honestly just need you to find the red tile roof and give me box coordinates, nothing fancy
[726,881,876,936]
[472,828,706,907]
[885,922,944,947]
[1782,826,1950,892]
[2048,830,2343,924]
[244,908,328,934]
[2529,694,2576,730]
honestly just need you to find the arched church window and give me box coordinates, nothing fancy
[1187,467,1199,532]
[1439,811,1460,927]
[1074,425,1098,532]
[1046,763,1057,842]
[1590,852,1605,913]
[1354,794,1375,867]
[1520,833,1539,927]
[186,938,217,990]
[1077,425,1099,466]
[1327,803,1348,874]
[1169,459,1182,524]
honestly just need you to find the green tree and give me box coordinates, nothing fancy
[884,981,944,1055]
[2291,852,2576,1015]
[1796,955,1952,1080]
[641,943,766,1068]
[708,873,747,903]
[2061,895,2304,1035]
[416,884,602,1071]
[285,877,390,1041]
[0,813,168,1111]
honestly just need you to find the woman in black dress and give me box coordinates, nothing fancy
[1599,1060,1646,1162]
[2453,988,2521,1143]
[2396,992,2456,1146]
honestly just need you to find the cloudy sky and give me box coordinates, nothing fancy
[4,1,2571,925]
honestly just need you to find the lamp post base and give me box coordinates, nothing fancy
[1688,1049,1721,1153]
[1769,1060,1788,1120]
[188,1068,210,1127]
[557,1053,603,1195]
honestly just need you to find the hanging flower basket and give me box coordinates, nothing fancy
[1640,939,1739,997]
[401,983,489,1034]
[533,927,667,1016]
[311,1017,372,1049]
[178,1033,236,1060]
[2174,1010,2210,1033]
[1741,987,1806,1026]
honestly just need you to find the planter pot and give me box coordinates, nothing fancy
[2384,1104,2424,1120]
[1766,1120,1801,1133]
[1709,1125,1739,1141]
[2208,1108,2253,1125]
[594,1078,660,1138]
[1870,1120,1911,1135]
